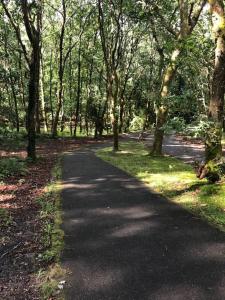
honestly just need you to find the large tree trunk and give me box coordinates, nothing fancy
[198,0,225,181]
[205,0,225,162]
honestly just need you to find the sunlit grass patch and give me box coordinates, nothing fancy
[97,141,225,231]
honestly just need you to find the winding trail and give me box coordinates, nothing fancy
[61,143,225,300]
[124,133,225,164]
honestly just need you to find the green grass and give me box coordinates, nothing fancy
[96,141,225,231]
[37,158,66,300]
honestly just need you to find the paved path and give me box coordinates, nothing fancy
[124,133,225,164]
[61,145,225,300]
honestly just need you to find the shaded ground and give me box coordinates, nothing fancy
[124,133,225,164]
[0,137,106,300]
[61,145,225,300]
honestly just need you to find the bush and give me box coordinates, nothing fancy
[184,115,211,139]
[130,115,145,131]
[165,116,186,133]
[0,158,27,179]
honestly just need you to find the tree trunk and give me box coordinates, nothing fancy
[9,72,20,132]
[119,97,125,133]
[27,45,40,160]
[197,0,225,182]
[151,49,180,155]
[74,37,82,137]
[40,58,48,132]
[52,1,66,137]
[49,50,54,130]
[108,74,119,151]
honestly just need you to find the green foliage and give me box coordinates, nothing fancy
[0,157,27,179]
[165,116,186,133]
[97,141,225,230]
[130,115,145,131]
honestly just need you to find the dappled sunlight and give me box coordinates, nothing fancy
[137,171,196,192]
[97,141,225,231]
[61,146,225,300]
[63,183,97,189]
[110,221,158,238]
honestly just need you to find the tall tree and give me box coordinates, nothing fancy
[150,0,206,155]
[98,0,123,151]
[198,0,225,180]
[1,0,42,160]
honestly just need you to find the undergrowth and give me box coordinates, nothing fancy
[0,157,27,180]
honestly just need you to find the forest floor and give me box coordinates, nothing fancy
[61,143,225,300]
[0,136,108,300]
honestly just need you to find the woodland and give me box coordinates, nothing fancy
[0,0,224,178]
[0,0,225,298]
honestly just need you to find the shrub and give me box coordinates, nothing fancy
[130,115,145,131]
[165,116,186,133]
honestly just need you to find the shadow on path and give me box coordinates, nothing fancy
[61,146,225,300]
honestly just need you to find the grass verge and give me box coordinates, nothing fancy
[37,158,66,300]
[96,141,225,231]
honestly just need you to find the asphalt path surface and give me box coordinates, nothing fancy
[61,144,225,300]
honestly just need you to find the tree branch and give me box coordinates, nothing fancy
[0,0,29,65]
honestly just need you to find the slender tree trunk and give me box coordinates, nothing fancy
[19,53,26,113]
[27,45,40,160]
[151,49,180,155]
[49,50,54,130]
[108,73,119,151]
[35,84,41,134]
[52,1,66,137]
[9,72,20,132]
[119,97,125,133]
[40,58,48,132]
[74,37,82,137]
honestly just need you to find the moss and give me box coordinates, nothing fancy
[96,141,225,231]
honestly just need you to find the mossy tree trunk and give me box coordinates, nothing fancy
[151,0,206,155]
[198,0,225,181]
[151,48,180,155]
